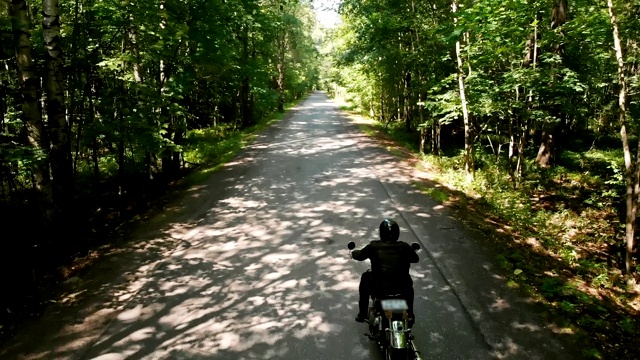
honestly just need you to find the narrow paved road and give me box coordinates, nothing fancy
[1,92,579,359]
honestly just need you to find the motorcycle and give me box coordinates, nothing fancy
[348,241,424,360]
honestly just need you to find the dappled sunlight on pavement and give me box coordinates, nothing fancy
[0,92,580,360]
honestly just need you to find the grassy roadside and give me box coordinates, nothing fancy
[336,103,640,359]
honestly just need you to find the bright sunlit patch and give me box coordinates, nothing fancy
[91,353,131,360]
[277,279,298,289]
[127,326,156,342]
[116,304,143,322]
[261,252,300,263]
[217,332,240,349]
[263,272,284,280]
[247,296,266,306]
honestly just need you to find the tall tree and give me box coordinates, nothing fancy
[535,0,569,167]
[607,0,635,274]
[453,0,474,180]
[10,0,53,222]
[42,0,72,221]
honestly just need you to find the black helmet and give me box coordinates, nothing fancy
[379,218,400,242]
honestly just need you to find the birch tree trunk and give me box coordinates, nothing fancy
[43,0,72,221]
[453,0,473,180]
[607,0,636,274]
[241,24,252,127]
[277,37,286,112]
[275,0,286,113]
[11,0,53,223]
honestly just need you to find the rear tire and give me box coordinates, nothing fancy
[385,347,409,360]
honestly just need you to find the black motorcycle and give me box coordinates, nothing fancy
[348,241,424,360]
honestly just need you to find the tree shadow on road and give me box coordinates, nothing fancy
[0,95,590,359]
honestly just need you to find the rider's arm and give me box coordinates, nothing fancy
[407,243,419,263]
[352,244,371,261]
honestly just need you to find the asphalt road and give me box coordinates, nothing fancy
[0,92,580,359]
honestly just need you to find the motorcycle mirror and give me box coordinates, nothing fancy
[411,242,420,251]
[347,241,356,250]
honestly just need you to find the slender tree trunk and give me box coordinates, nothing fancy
[508,113,517,187]
[515,12,541,186]
[241,24,252,127]
[43,0,73,223]
[517,121,527,179]
[0,75,5,136]
[73,83,86,179]
[396,80,402,121]
[380,81,385,122]
[277,34,286,112]
[126,20,145,185]
[88,82,100,189]
[536,0,568,167]
[12,0,53,223]
[419,93,426,154]
[116,38,128,199]
[404,70,411,131]
[129,23,143,83]
[172,123,183,172]
[536,121,556,167]
[68,0,82,180]
[453,0,473,180]
[158,0,174,177]
[437,122,441,155]
[608,0,635,274]
[369,92,375,118]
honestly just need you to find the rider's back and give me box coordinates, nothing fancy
[354,240,418,294]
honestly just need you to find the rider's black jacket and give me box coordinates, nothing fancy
[352,240,419,294]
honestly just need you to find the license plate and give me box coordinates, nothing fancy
[380,299,408,311]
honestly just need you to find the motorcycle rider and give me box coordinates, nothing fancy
[351,218,419,324]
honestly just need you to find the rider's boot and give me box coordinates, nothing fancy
[355,297,369,322]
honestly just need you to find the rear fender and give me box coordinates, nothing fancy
[388,320,408,349]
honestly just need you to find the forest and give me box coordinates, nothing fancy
[1,0,640,358]
[1,0,319,337]
[321,0,639,357]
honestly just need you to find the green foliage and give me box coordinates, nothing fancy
[413,182,450,203]
[581,348,603,359]
[540,276,564,297]
[351,89,638,358]
[3,0,321,194]
[321,0,640,357]
[183,98,295,169]
[183,125,247,166]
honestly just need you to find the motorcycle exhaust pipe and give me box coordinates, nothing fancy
[410,339,423,360]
